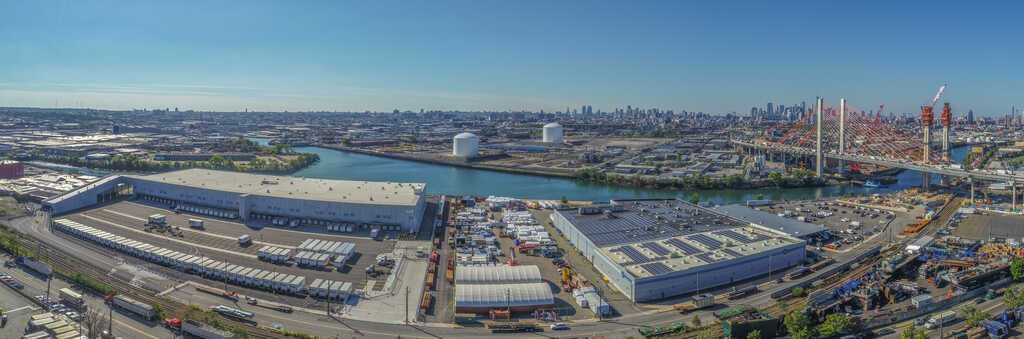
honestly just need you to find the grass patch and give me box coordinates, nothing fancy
[0,223,36,258]
[0,197,23,218]
[54,268,114,296]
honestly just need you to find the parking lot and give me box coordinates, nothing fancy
[763,198,918,252]
[54,199,410,305]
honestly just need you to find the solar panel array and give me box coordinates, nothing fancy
[613,246,654,264]
[641,242,671,256]
[716,230,755,244]
[721,248,743,257]
[689,234,722,250]
[695,252,723,263]
[557,199,749,247]
[665,238,702,255]
[641,262,674,276]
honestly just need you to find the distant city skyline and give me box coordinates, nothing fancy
[2,1,1023,116]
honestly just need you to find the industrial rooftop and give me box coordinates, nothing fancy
[601,228,798,278]
[557,199,749,247]
[555,199,804,279]
[127,169,425,206]
[712,204,826,238]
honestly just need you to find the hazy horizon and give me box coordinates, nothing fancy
[2,1,1022,116]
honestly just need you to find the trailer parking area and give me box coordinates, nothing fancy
[57,200,402,294]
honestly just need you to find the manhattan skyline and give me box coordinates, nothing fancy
[2,1,1022,116]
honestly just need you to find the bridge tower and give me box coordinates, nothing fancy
[941,103,952,161]
[940,103,952,186]
[921,105,934,190]
[839,98,846,175]
[815,97,824,177]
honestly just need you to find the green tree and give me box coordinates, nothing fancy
[1011,258,1024,281]
[769,172,783,186]
[784,311,816,339]
[689,193,700,204]
[696,328,716,339]
[791,287,806,297]
[756,193,764,200]
[819,313,852,337]
[962,305,991,327]
[691,314,701,327]
[901,324,916,339]
[746,329,762,339]
[1005,287,1024,308]
[561,196,568,204]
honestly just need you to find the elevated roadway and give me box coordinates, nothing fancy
[731,140,1022,182]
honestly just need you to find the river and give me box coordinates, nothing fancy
[252,138,969,203]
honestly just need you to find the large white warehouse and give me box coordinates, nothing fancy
[42,169,428,233]
[452,132,479,157]
[550,199,805,302]
[542,122,563,143]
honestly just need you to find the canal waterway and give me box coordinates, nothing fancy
[253,138,969,203]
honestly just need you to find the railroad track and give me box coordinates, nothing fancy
[22,232,284,338]
[820,251,888,292]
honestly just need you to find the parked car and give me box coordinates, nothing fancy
[550,323,568,330]
[876,328,894,335]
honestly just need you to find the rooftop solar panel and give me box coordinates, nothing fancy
[689,234,722,250]
[695,252,723,263]
[665,238,702,255]
[721,248,742,257]
[614,246,652,264]
[641,242,671,256]
[555,199,750,247]
[717,230,755,244]
[641,262,674,276]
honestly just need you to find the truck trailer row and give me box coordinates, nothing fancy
[53,218,309,296]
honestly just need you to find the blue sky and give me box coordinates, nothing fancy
[1,1,1021,115]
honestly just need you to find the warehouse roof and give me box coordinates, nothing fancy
[127,169,425,206]
[554,199,806,279]
[455,265,542,284]
[455,283,554,308]
[554,199,748,247]
[712,204,826,238]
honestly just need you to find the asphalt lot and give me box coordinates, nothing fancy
[0,275,38,339]
[764,199,907,251]
[62,200,399,291]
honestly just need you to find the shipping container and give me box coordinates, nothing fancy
[113,295,156,320]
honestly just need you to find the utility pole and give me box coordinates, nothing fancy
[405,286,409,324]
[108,303,113,337]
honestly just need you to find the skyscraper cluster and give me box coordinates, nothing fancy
[750,101,808,121]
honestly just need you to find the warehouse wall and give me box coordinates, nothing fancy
[551,210,635,299]
[633,242,805,301]
[129,177,425,232]
[44,175,127,215]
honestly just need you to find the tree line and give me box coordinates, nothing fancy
[13,151,319,174]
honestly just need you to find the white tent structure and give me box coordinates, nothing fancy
[455,265,542,285]
[455,282,554,313]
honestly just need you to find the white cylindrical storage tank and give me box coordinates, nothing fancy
[453,132,479,157]
[542,122,563,143]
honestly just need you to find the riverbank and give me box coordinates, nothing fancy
[318,143,843,192]
[318,144,576,178]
